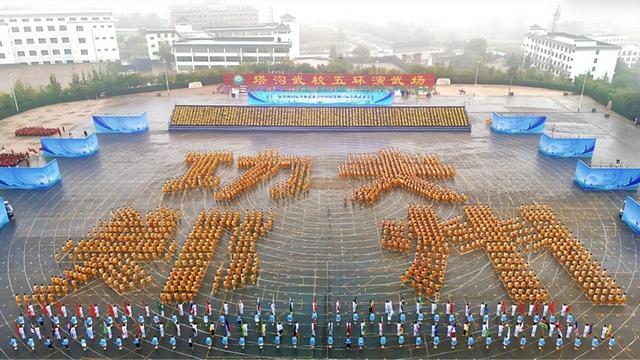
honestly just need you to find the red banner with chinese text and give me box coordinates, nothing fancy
[223,73,436,88]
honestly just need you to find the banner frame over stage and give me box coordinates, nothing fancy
[224,73,436,89]
[247,90,393,106]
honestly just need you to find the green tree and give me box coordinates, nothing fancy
[351,44,371,62]
[329,44,338,62]
[44,74,62,101]
[465,38,487,59]
[158,41,173,65]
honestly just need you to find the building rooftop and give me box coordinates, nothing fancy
[205,23,287,32]
[392,41,440,54]
[145,29,178,34]
[0,9,112,16]
[174,39,291,46]
[529,31,621,49]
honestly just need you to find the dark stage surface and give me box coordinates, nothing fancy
[0,93,638,359]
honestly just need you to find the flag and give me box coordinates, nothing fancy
[549,301,555,315]
[89,305,96,318]
[533,300,539,313]
[102,323,108,336]
[41,301,48,317]
[517,301,525,315]
[566,305,571,313]
[225,318,231,337]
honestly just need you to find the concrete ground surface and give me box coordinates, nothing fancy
[0,85,638,359]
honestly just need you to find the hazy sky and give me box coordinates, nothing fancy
[2,0,639,35]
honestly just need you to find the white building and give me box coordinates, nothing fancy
[618,44,639,68]
[522,25,620,82]
[145,29,181,61]
[173,38,292,72]
[145,14,299,71]
[587,33,624,47]
[0,10,119,65]
[169,4,259,29]
[392,41,444,66]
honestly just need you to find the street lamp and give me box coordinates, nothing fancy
[577,71,589,113]
[162,59,171,96]
[8,73,19,112]
[474,60,480,87]
[508,71,514,97]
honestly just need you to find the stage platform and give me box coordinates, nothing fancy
[168,105,471,132]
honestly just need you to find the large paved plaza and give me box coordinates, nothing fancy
[0,87,638,358]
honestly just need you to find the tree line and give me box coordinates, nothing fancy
[1,58,638,121]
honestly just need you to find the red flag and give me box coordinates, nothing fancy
[533,300,539,313]
[41,301,48,317]
[517,301,525,315]
[89,304,96,318]
[109,305,115,318]
[501,301,506,313]
[565,305,570,313]
[549,301,555,315]
[57,301,62,316]
[450,301,454,313]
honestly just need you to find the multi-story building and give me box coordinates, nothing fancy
[521,25,620,82]
[169,4,259,30]
[587,33,625,47]
[173,38,292,72]
[145,14,299,71]
[0,10,119,65]
[618,44,639,68]
[392,41,444,66]
[145,29,181,61]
